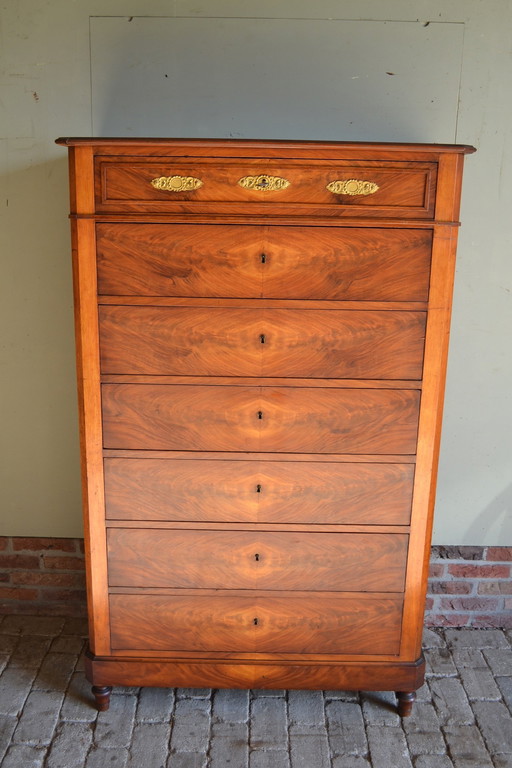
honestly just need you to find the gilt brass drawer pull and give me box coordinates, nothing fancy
[327,179,379,196]
[151,175,203,192]
[238,175,290,192]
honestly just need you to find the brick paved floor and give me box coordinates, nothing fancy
[0,616,511,767]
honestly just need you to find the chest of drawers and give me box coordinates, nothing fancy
[57,137,474,714]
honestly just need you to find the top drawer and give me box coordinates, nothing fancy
[95,157,437,218]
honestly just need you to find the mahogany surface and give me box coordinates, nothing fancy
[59,137,473,714]
[103,457,415,524]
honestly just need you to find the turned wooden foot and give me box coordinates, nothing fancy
[396,690,416,717]
[92,685,112,712]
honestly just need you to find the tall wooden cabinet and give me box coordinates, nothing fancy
[57,138,474,714]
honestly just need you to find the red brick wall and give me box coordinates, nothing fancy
[427,545,512,628]
[1,538,511,626]
[0,537,86,616]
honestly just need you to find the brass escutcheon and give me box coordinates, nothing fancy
[150,175,203,192]
[326,179,379,196]
[238,174,290,192]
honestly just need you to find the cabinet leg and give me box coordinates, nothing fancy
[92,685,112,712]
[396,690,416,717]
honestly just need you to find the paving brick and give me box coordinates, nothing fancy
[0,717,17,762]
[494,757,512,768]
[445,628,509,649]
[361,690,400,725]
[458,667,502,700]
[423,628,446,648]
[497,676,512,713]
[415,757,454,768]
[46,722,93,768]
[86,746,129,768]
[415,682,432,702]
[482,648,512,675]
[167,753,207,768]
[429,677,474,725]
[176,688,211,698]
[425,647,457,676]
[0,653,8,674]
[287,690,325,726]
[94,694,137,748]
[250,750,290,768]
[472,700,512,754]
[61,617,89,636]
[60,672,97,722]
[289,724,330,768]
[33,652,77,691]
[444,724,493,762]
[251,696,288,749]
[451,648,488,669]
[402,702,446,755]
[210,722,248,768]
[331,758,371,768]
[0,635,17,653]
[366,725,413,768]
[136,687,175,723]
[127,722,170,768]
[1,744,47,768]
[0,615,65,636]
[251,689,286,697]
[50,635,85,655]
[212,688,249,723]
[325,699,367,757]
[13,691,64,746]
[8,635,50,668]
[170,698,211,753]
[323,689,359,701]
[0,666,37,715]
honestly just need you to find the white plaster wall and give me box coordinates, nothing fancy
[1,0,511,543]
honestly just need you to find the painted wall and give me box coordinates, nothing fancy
[1,1,511,543]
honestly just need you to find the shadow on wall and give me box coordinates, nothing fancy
[1,154,82,535]
[465,482,512,544]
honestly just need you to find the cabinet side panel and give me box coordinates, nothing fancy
[401,223,460,659]
[69,147,110,655]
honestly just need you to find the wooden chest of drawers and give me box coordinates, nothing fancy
[57,137,474,715]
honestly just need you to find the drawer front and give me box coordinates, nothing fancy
[96,157,436,217]
[99,307,426,380]
[109,593,403,655]
[96,223,432,301]
[104,458,414,525]
[102,384,420,454]
[108,529,408,592]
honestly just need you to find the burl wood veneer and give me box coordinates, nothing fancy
[56,137,474,715]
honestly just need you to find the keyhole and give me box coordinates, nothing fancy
[261,253,266,264]
[254,553,260,561]
[253,617,259,625]
[257,411,263,420]
[256,484,262,493]
[260,334,266,344]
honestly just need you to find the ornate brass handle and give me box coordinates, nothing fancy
[238,174,290,192]
[327,179,379,196]
[151,175,203,192]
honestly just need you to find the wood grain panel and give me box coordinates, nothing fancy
[107,529,408,592]
[99,306,426,379]
[109,593,403,654]
[96,159,436,218]
[104,458,414,524]
[101,384,420,454]
[96,223,432,301]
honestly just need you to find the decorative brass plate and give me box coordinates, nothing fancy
[327,179,379,196]
[151,175,203,192]
[238,175,290,192]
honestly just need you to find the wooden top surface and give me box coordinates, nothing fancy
[55,137,476,154]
